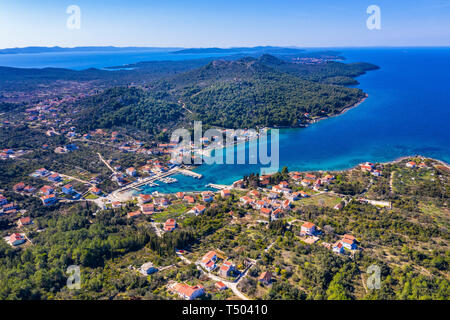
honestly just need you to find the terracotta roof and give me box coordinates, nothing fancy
[173,283,204,298]
[258,271,272,281]
[127,211,141,218]
[343,234,356,241]
[302,222,315,229]
[215,281,227,289]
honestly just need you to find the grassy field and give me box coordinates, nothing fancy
[296,193,343,208]
[151,203,192,222]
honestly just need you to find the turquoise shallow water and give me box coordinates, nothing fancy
[140,47,450,193]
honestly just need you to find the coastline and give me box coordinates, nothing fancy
[134,92,373,195]
[227,154,450,187]
[306,93,369,125]
[98,154,449,203]
[199,93,369,157]
[198,128,266,158]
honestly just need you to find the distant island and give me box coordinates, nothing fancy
[0,46,183,55]
[0,46,448,302]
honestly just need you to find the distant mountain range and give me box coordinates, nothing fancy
[0,46,182,55]
[172,46,305,55]
[0,46,306,55]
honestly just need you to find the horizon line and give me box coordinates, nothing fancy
[1,45,450,51]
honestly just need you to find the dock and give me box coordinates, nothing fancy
[206,184,230,190]
[117,170,174,193]
[176,168,203,179]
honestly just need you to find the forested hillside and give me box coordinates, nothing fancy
[71,55,376,133]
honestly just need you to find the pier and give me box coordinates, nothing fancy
[115,167,202,195]
[176,168,203,179]
[117,170,175,194]
[206,184,230,190]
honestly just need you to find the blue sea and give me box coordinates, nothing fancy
[142,47,450,193]
[1,47,449,193]
[0,49,232,70]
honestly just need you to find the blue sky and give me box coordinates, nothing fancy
[0,0,449,49]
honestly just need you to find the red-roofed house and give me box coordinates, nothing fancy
[360,162,374,172]
[9,233,26,246]
[305,173,316,180]
[138,193,152,204]
[215,281,227,290]
[141,203,155,214]
[342,234,357,250]
[176,192,185,199]
[90,187,102,195]
[3,202,17,211]
[62,184,73,195]
[191,205,206,215]
[255,200,268,210]
[300,191,310,198]
[240,196,253,206]
[301,179,311,187]
[41,194,57,205]
[406,161,417,168]
[154,197,170,207]
[200,251,218,271]
[301,222,316,236]
[248,190,260,198]
[260,207,272,218]
[13,182,26,192]
[23,185,36,193]
[333,241,344,254]
[202,191,214,203]
[282,199,291,210]
[220,189,231,198]
[171,283,205,300]
[279,181,289,188]
[183,195,195,204]
[48,173,62,182]
[127,210,142,218]
[126,167,137,176]
[0,195,7,205]
[271,208,283,220]
[111,201,122,208]
[258,271,272,285]
[219,260,235,278]
[371,170,382,177]
[164,219,177,232]
[40,185,54,195]
[17,217,32,228]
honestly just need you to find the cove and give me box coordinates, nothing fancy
[141,47,450,194]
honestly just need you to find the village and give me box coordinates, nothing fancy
[0,92,448,300]
[2,106,441,299]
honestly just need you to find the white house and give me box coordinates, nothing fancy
[300,222,316,236]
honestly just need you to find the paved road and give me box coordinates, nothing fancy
[97,152,117,174]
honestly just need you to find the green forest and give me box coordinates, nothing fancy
[68,54,375,135]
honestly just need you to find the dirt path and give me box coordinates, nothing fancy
[389,171,396,194]
[97,152,117,174]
